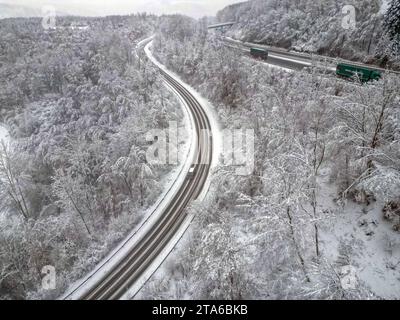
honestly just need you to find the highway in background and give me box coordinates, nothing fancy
[224,37,400,75]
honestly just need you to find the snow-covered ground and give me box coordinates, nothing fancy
[380,0,390,14]
[318,167,400,299]
[0,125,9,145]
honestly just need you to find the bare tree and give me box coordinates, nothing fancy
[0,142,30,220]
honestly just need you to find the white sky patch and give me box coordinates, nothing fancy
[0,0,243,18]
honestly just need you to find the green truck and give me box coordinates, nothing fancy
[250,47,268,60]
[336,63,381,83]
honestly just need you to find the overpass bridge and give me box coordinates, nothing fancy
[207,21,236,30]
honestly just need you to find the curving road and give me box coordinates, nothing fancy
[64,39,213,300]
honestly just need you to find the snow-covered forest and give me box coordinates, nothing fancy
[1,0,400,301]
[139,12,400,299]
[218,0,400,69]
[0,15,187,299]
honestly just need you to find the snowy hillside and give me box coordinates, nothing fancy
[218,0,399,69]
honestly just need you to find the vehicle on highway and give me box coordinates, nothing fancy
[336,63,382,83]
[187,165,196,179]
[250,47,268,60]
